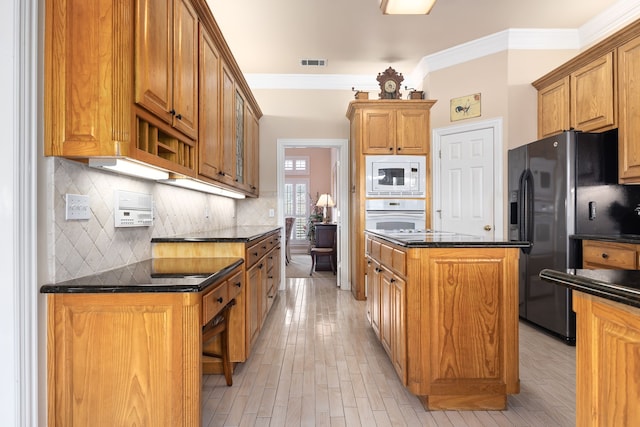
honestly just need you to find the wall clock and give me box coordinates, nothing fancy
[450,93,481,121]
[377,67,403,99]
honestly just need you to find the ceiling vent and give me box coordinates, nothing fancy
[301,58,327,67]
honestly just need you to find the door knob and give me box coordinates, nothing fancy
[484,225,492,231]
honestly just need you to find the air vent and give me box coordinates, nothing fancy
[300,58,327,67]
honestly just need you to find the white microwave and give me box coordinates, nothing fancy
[365,155,426,197]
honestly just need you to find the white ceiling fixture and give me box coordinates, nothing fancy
[380,0,436,15]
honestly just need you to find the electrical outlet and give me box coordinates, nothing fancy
[269,209,275,217]
[65,194,90,220]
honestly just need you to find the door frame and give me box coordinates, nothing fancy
[277,138,350,290]
[432,118,504,239]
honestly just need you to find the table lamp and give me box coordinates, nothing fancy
[316,194,335,223]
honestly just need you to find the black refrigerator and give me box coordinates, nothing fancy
[507,129,618,344]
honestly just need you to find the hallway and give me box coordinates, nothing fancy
[201,256,576,426]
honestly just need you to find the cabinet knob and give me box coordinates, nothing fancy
[397,147,402,151]
[601,252,609,259]
[217,297,224,303]
[258,263,264,269]
[390,278,396,283]
[234,282,241,288]
[389,147,393,151]
[169,109,176,116]
[253,252,259,256]
[176,113,182,120]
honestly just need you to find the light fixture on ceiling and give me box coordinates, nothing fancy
[160,176,246,199]
[380,0,436,14]
[88,158,170,181]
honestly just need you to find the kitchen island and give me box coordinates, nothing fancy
[540,268,640,427]
[365,229,529,410]
[41,257,244,427]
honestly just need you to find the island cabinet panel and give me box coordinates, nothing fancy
[47,292,201,427]
[366,236,520,410]
[573,293,640,427]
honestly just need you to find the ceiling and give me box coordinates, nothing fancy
[206,0,634,88]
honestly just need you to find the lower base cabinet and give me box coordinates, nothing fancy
[573,292,640,426]
[152,229,281,371]
[365,235,520,410]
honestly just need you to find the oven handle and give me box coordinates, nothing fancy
[365,211,426,217]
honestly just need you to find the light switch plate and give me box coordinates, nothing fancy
[65,194,90,220]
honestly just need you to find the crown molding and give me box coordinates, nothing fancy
[246,3,640,91]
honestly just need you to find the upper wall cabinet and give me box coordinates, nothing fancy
[618,35,640,183]
[535,52,615,139]
[360,104,432,155]
[45,0,263,196]
[135,0,199,140]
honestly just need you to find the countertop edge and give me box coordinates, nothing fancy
[40,258,245,294]
[151,226,281,243]
[539,268,640,309]
[365,230,530,248]
[571,234,640,244]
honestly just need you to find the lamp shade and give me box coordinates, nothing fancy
[316,194,335,208]
[380,0,436,14]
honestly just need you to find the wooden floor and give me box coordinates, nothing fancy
[202,256,576,426]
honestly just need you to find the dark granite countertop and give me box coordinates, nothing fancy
[151,226,281,244]
[40,257,244,294]
[539,268,640,309]
[365,229,530,248]
[571,234,640,244]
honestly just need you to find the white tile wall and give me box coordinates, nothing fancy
[52,158,236,282]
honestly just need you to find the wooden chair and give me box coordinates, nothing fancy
[202,299,236,386]
[285,217,295,265]
[309,223,336,276]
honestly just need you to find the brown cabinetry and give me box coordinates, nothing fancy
[360,106,431,155]
[573,292,640,427]
[135,0,199,140]
[44,0,262,196]
[346,100,435,301]
[535,52,615,138]
[45,263,242,427]
[365,235,520,410]
[618,35,640,183]
[582,240,640,269]
[152,229,281,362]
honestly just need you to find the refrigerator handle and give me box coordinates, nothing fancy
[519,169,534,254]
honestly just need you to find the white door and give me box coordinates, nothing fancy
[437,127,497,238]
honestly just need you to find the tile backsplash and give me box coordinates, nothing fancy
[51,158,236,282]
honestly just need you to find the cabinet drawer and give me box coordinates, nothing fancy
[381,243,406,276]
[583,241,638,269]
[371,239,382,260]
[227,270,244,300]
[246,239,268,267]
[202,283,229,326]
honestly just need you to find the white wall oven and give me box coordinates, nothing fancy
[365,155,426,197]
[365,199,426,231]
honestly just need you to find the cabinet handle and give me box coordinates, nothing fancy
[176,113,182,120]
[217,297,224,303]
[389,147,393,151]
[253,252,259,256]
[390,278,396,283]
[268,275,273,279]
[258,263,264,269]
[169,109,176,116]
[262,245,267,249]
[397,147,402,151]
[268,295,274,299]
[601,253,609,259]
[235,282,242,288]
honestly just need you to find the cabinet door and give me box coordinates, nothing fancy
[391,275,406,384]
[380,269,393,357]
[362,109,395,154]
[198,25,222,180]
[220,62,236,184]
[245,106,260,195]
[538,77,570,138]
[135,0,173,124]
[247,263,262,350]
[366,259,381,336]
[171,0,198,139]
[618,36,640,183]
[570,52,615,132]
[396,109,429,155]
